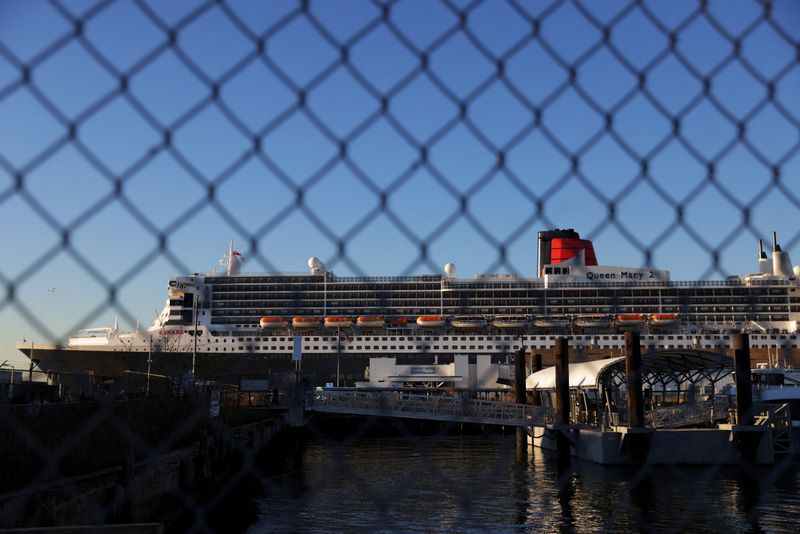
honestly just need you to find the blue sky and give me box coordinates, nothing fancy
[0,0,799,364]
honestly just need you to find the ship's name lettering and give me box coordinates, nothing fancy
[169,281,190,290]
[586,271,653,280]
[159,329,185,336]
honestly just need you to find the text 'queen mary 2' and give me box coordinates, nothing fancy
[16,230,800,385]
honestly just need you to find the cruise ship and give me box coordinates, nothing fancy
[16,230,800,386]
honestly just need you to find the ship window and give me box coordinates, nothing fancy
[246,338,252,341]
[433,345,439,349]
[382,346,387,350]
[382,337,388,341]
[461,345,466,349]
[461,337,467,341]
[469,337,475,341]
[223,348,227,351]
[356,346,361,350]
[238,338,243,341]
[391,346,396,349]
[478,345,484,349]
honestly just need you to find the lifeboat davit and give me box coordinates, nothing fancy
[324,316,352,328]
[573,314,613,328]
[615,314,647,327]
[491,315,530,329]
[356,316,385,328]
[450,315,487,328]
[533,315,570,329]
[649,313,680,327]
[259,317,288,329]
[416,315,446,327]
[292,317,320,329]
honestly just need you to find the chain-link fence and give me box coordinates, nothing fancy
[1,0,800,531]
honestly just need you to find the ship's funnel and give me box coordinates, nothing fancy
[758,239,771,274]
[536,228,596,276]
[771,232,793,277]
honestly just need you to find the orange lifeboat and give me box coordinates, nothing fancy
[649,313,680,327]
[324,316,352,328]
[387,316,409,326]
[416,315,446,327]
[292,316,320,329]
[356,316,385,328]
[259,317,288,329]
[615,314,647,327]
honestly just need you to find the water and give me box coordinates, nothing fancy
[246,434,800,533]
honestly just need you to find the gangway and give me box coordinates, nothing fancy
[644,397,729,429]
[307,390,554,427]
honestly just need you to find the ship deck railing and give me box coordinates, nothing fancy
[195,275,794,288]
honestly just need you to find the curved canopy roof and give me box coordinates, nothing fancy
[526,350,734,390]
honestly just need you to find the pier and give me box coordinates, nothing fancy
[290,334,795,466]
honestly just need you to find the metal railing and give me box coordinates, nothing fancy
[308,389,554,427]
[645,397,729,428]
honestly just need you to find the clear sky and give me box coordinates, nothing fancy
[0,0,799,366]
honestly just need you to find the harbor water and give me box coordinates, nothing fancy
[246,433,800,533]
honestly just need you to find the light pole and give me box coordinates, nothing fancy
[336,325,341,388]
[192,296,198,377]
[146,335,152,398]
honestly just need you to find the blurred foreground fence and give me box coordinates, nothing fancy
[1,0,799,531]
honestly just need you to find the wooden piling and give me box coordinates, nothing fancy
[624,331,644,428]
[733,333,754,426]
[514,348,528,460]
[555,337,571,467]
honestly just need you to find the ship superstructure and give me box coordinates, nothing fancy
[16,231,800,385]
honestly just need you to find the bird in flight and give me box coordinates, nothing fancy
[48,287,56,294]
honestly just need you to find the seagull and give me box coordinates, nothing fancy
[48,287,56,294]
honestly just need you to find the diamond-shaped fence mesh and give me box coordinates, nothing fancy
[1,0,800,531]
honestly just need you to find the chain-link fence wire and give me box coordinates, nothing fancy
[1,0,800,530]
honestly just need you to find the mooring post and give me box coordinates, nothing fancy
[531,354,543,406]
[624,331,652,464]
[733,333,754,426]
[514,348,528,460]
[555,337,571,467]
[732,333,762,463]
[514,348,526,405]
[625,332,644,428]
